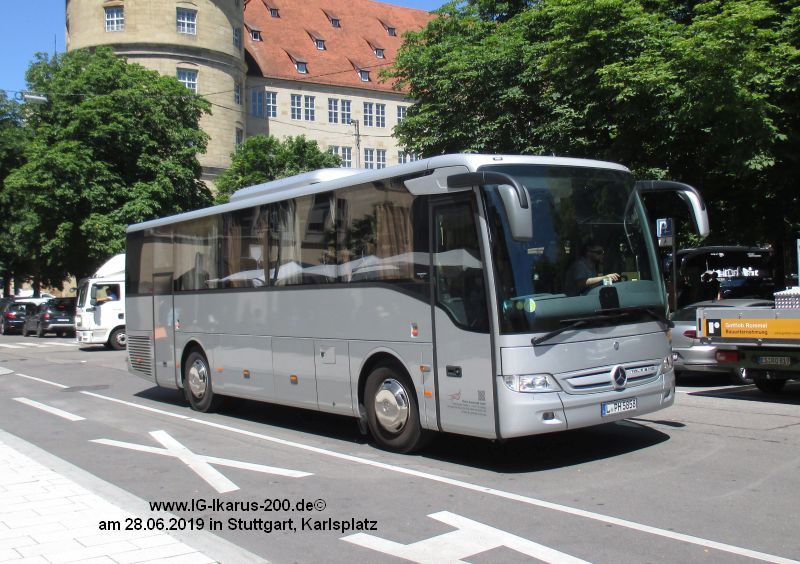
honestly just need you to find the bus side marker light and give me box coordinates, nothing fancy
[216,368,224,373]
[420,365,431,373]
[290,375,298,385]
[243,369,251,379]
[424,390,433,397]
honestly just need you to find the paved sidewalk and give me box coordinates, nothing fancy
[0,429,265,564]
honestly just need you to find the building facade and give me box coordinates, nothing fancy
[65,0,432,182]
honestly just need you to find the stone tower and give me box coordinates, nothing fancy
[66,0,248,184]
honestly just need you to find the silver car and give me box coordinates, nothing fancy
[671,299,774,384]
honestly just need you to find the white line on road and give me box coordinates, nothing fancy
[11,342,50,348]
[44,342,81,347]
[0,343,24,349]
[81,391,191,419]
[13,397,85,421]
[12,373,798,564]
[16,373,70,388]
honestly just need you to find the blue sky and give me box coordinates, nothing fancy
[0,0,447,98]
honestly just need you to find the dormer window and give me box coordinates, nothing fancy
[287,51,308,74]
[359,69,370,82]
[270,8,279,17]
[380,20,397,36]
[316,39,325,50]
[324,10,341,28]
[251,30,262,41]
[308,31,325,50]
[374,48,384,59]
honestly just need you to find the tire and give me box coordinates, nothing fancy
[364,364,427,453]
[107,327,127,350]
[754,377,786,394]
[183,350,221,412]
[36,324,44,338]
[730,367,753,386]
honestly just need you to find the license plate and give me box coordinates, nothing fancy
[55,318,69,322]
[756,356,791,366]
[602,397,637,417]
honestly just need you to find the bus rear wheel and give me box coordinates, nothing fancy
[184,350,221,412]
[365,365,427,453]
[754,376,786,394]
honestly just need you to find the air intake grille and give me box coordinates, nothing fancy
[127,335,153,377]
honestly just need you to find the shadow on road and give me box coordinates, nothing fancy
[135,386,672,473]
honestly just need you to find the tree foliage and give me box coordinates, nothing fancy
[391,0,800,273]
[0,92,28,294]
[2,47,212,283]
[214,134,340,203]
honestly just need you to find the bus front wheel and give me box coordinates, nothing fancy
[184,350,221,412]
[365,365,427,453]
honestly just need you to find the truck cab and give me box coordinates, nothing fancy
[75,254,126,350]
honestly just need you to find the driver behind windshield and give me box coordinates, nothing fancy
[564,239,620,296]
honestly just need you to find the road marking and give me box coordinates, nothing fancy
[16,373,70,388]
[81,391,191,420]
[13,397,85,421]
[44,342,81,347]
[91,430,312,494]
[13,372,797,563]
[12,342,49,348]
[0,343,24,349]
[344,511,588,563]
[0,367,14,375]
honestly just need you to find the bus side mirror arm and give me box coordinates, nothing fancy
[635,180,710,238]
[447,172,533,241]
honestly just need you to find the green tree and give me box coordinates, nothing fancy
[390,0,799,280]
[4,47,212,283]
[0,92,28,296]
[214,134,340,203]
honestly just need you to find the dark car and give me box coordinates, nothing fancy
[0,300,40,335]
[23,298,77,338]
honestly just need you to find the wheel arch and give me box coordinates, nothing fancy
[357,350,416,410]
[179,339,207,389]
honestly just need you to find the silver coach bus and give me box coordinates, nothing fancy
[125,154,709,452]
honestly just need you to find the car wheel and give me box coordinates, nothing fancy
[183,350,222,412]
[754,377,786,394]
[364,364,428,453]
[730,367,753,385]
[107,328,126,350]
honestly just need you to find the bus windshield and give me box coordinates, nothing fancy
[481,164,664,334]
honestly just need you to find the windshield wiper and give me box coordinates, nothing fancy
[531,306,673,347]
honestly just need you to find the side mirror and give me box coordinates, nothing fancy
[447,171,533,241]
[635,180,710,237]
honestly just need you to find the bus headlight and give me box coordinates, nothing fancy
[503,374,561,393]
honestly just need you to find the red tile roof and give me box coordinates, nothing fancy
[244,0,435,92]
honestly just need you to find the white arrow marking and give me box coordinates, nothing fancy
[92,430,312,493]
[13,397,85,421]
[343,511,589,563]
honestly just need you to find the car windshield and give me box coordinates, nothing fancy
[481,164,664,334]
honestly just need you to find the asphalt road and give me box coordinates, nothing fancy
[0,333,799,563]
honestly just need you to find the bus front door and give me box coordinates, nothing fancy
[431,196,496,439]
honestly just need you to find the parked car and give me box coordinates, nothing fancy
[0,300,41,335]
[23,297,77,338]
[671,298,774,384]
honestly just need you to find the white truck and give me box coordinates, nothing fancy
[697,296,800,393]
[75,254,126,349]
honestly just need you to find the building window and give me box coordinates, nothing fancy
[315,39,325,50]
[387,27,397,36]
[364,148,375,169]
[397,105,408,122]
[374,48,385,59]
[251,29,262,41]
[341,147,352,168]
[105,6,124,32]
[291,94,302,120]
[296,61,308,74]
[177,69,198,93]
[359,69,370,82]
[270,8,279,17]
[330,18,340,28]
[363,102,374,127]
[398,151,418,164]
[251,89,265,117]
[177,8,197,35]
[376,104,386,128]
[304,96,315,121]
[234,82,241,105]
[328,98,339,124]
[233,27,242,49]
[235,128,244,147]
[376,149,386,169]
[265,91,277,118]
[341,100,351,124]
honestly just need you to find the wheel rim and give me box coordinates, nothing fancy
[116,332,127,346]
[187,359,208,399]
[373,378,410,433]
